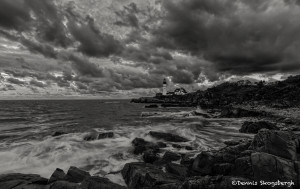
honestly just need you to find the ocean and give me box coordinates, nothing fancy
[0,100,252,184]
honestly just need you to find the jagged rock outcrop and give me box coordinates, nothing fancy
[239,121,279,134]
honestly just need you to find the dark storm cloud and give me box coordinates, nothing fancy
[115,3,140,28]
[6,77,25,85]
[21,39,58,59]
[154,0,300,76]
[0,0,31,30]
[67,13,123,57]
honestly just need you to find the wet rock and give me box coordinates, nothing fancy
[239,121,279,134]
[49,181,78,189]
[181,176,255,189]
[65,166,90,183]
[52,131,67,137]
[83,132,98,141]
[157,142,167,148]
[220,107,266,118]
[162,151,181,162]
[185,146,193,151]
[212,163,234,175]
[81,176,126,189]
[121,162,182,189]
[48,168,66,184]
[180,154,195,167]
[143,150,159,164]
[84,132,114,141]
[132,138,159,155]
[149,131,189,142]
[251,152,297,182]
[250,129,298,160]
[166,163,188,177]
[233,157,253,178]
[172,144,182,149]
[192,151,220,175]
[97,132,114,139]
[224,139,241,146]
[0,173,48,189]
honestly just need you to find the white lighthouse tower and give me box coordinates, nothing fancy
[162,78,167,96]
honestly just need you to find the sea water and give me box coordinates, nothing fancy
[0,99,252,184]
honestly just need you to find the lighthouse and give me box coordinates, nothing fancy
[162,78,167,96]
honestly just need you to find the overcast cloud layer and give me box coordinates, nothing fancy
[0,0,299,98]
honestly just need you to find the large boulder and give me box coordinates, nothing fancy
[121,162,182,189]
[81,176,126,189]
[97,132,114,139]
[166,163,188,178]
[251,152,297,182]
[65,166,90,183]
[233,157,253,178]
[149,131,189,142]
[143,150,160,164]
[0,173,48,189]
[239,121,279,134]
[192,151,221,175]
[250,129,298,160]
[49,181,78,189]
[131,138,159,155]
[162,151,181,162]
[48,168,66,184]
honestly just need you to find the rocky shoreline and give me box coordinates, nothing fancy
[1,107,300,188]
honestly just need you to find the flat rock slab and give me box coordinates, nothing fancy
[149,131,189,142]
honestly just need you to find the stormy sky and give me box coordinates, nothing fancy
[0,0,299,98]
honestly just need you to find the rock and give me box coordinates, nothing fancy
[220,107,266,118]
[212,163,234,175]
[0,173,48,189]
[52,131,67,137]
[121,162,182,189]
[65,166,90,183]
[83,132,98,141]
[233,157,253,178]
[132,138,159,155]
[192,151,220,175]
[250,129,298,160]
[180,154,195,167]
[143,150,159,164]
[166,163,188,177]
[97,132,114,139]
[251,152,297,182]
[181,176,255,189]
[157,142,167,148]
[84,132,114,141]
[172,144,182,149]
[239,121,279,134]
[81,176,126,189]
[149,131,189,142]
[224,139,241,146]
[162,151,181,162]
[49,181,78,189]
[185,146,193,151]
[48,168,66,184]
[145,104,159,108]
